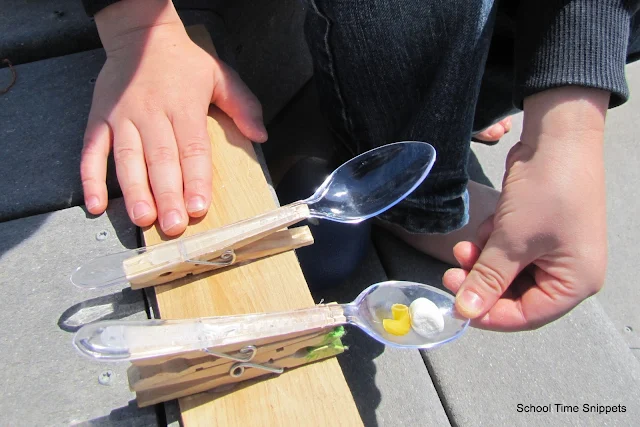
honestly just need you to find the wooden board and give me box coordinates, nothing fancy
[140,26,362,427]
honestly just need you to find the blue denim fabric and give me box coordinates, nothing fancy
[303,0,499,234]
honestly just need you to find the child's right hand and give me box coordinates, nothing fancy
[81,0,267,236]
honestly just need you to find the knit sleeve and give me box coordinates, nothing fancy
[81,0,121,17]
[514,0,639,109]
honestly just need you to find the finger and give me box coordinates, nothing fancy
[211,61,268,143]
[452,241,481,270]
[171,109,212,217]
[138,117,189,236]
[455,231,534,319]
[112,120,157,227]
[81,119,111,214]
[469,270,576,331]
[451,213,493,270]
[475,214,494,249]
[443,268,469,294]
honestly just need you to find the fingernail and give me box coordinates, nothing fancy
[255,128,268,142]
[86,196,100,210]
[457,290,484,317]
[161,210,183,231]
[132,201,151,220]
[253,116,268,140]
[187,196,206,213]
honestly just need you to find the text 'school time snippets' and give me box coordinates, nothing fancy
[517,404,626,414]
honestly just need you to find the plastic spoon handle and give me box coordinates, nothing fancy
[73,304,348,362]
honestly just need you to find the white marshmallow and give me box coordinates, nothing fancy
[409,297,444,337]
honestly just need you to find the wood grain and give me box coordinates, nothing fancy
[141,26,362,426]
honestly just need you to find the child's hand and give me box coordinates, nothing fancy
[81,0,267,236]
[444,87,610,331]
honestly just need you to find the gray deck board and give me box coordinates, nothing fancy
[0,198,156,426]
[0,48,117,223]
[0,0,100,66]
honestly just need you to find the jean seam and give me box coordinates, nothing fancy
[307,0,359,154]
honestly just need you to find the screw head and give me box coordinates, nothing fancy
[98,370,113,385]
[96,230,109,241]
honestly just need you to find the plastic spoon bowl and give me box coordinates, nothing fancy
[344,280,469,349]
[73,281,468,362]
[299,141,436,222]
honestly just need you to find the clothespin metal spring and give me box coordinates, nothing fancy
[182,248,237,267]
[203,344,284,377]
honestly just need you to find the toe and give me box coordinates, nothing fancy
[473,115,514,143]
[500,116,512,133]
[474,123,505,142]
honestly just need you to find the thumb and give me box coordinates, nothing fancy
[211,60,268,143]
[455,230,533,319]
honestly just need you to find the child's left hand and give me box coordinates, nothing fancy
[81,0,267,236]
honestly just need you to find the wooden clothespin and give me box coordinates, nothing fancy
[128,326,347,407]
[123,203,313,289]
[109,304,349,407]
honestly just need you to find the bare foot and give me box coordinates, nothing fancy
[473,116,512,143]
[382,181,500,266]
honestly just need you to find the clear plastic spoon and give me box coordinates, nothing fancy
[73,281,468,362]
[71,142,436,289]
[295,140,436,222]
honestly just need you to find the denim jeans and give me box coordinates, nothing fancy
[302,0,639,235]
